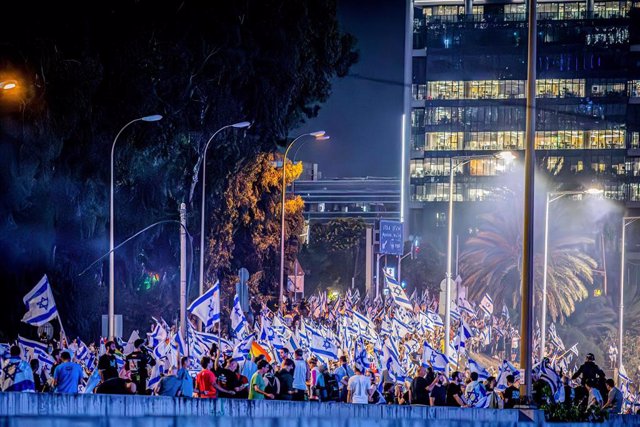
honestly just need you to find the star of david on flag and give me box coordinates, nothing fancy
[187,280,220,331]
[21,275,59,326]
[383,271,413,311]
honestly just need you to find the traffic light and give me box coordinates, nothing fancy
[411,237,421,259]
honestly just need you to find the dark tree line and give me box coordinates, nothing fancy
[0,0,357,340]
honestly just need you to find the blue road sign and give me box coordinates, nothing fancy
[379,220,403,256]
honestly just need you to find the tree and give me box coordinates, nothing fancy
[0,0,357,339]
[459,198,596,323]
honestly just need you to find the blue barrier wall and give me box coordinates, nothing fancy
[0,393,639,426]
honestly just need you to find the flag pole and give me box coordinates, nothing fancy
[56,315,67,348]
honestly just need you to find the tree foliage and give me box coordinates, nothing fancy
[0,0,357,339]
[459,198,596,323]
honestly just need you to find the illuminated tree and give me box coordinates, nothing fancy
[459,199,596,322]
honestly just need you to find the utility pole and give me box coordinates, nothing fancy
[179,203,187,339]
[520,0,537,401]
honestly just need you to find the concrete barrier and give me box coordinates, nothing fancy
[1,393,640,426]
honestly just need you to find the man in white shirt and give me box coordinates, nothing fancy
[347,365,371,404]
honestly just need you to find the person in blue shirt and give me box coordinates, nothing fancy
[53,351,83,393]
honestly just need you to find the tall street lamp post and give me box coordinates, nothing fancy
[540,188,602,362]
[109,114,163,339]
[198,122,251,300]
[444,151,514,372]
[279,131,329,312]
[619,216,640,376]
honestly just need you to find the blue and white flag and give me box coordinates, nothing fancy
[421,341,449,373]
[147,321,167,348]
[540,360,562,398]
[354,338,371,370]
[231,294,249,338]
[187,280,220,331]
[17,336,48,361]
[496,359,521,392]
[454,319,473,353]
[501,304,510,320]
[21,275,59,326]
[382,336,405,382]
[307,324,338,363]
[232,333,255,363]
[384,272,413,311]
[479,294,494,317]
[467,357,490,381]
[426,310,443,328]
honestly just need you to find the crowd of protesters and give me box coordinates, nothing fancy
[0,333,629,416]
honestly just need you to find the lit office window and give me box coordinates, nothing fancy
[546,156,564,174]
[425,132,463,150]
[588,130,625,149]
[631,132,640,149]
[410,159,425,178]
[423,158,452,176]
[591,80,626,97]
[427,81,463,100]
[466,131,524,150]
[630,184,640,201]
[629,81,640,98]
[469,158,505,176]
[586,27,629,45]
[536,79,585,98]
[627,159,640,176]
[593,0,631,17]
[535,131,584,149]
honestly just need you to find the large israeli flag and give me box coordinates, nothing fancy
[187,280,220,330]
[467,357,490,381]
[421,341,449,372]
[21,275,59,326]
[384,271,413,311]
[231,294,248,338]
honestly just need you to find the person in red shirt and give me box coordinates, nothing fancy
[196,356,236,399]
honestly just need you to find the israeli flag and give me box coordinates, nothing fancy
[421,341,449,373]
[21,275,59,326]
[17,335,49,361]
[479,294,494,317]
[496,359,520,392]
[426,310,444,327]
[231,294,248,338]
[467,357,490,381]
[307,324,338,363]
[384,271,413,311]
[382,336,405,382]
[458,297,475,317]
[232,333,255,362]
[147,321,167,348]
[187,280,220,330]
[354,338,371,370]
[540,360,562,398]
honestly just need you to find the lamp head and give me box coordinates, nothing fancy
[585,187,603,195]
[495,151,516,163]
[232,121,251,129]
[315,135,330,141]
[309,131,325,137]
[141,115,163,122]
[0,80,17,90]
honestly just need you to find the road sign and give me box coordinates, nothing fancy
[379,220,403,255]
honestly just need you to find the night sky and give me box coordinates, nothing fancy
[294,0,405,178]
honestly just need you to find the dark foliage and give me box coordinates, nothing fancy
[0,0,357,340]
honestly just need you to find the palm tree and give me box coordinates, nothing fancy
[459,198,596,323]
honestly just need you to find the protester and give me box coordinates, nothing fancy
[572,354,605,387]
[586,379,603,409]
[292,349,308,401]
[53,350,83,394]
[446,371,466,407]
[1,346,35,392]
[275,358,295,400]
[602,378,623,414]
[195,356,235,399]
[411,366,430,405]
[176,356,194,397]
[97,341,119,383]
[502,375,520,409]
[334,355,354,402]
[428,373,447,406]
[249,360,274,400]
[347,364,371,404]
[155,366,182,397]
[125,338,155,395]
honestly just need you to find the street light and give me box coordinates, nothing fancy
[0,80,17,90]
[444,151,514,372]
[199,121,251,300]
[539,187,603,362]
[619,216,640,377]
[290,134,330,193]
[109,114,163,339]
[279,131,328,312]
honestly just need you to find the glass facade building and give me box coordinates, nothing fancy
[406,0,640,233]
